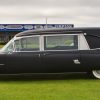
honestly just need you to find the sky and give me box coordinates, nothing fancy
[0,0,100,27]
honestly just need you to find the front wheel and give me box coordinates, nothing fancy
[92,70,100,79]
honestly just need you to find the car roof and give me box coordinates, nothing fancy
[16,27,100,37]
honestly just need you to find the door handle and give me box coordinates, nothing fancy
[73,59,81,64]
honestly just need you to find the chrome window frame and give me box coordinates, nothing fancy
[1,35,41,53]
[1,33,90,53]
[42,34,79,51]
[13,35,41,52]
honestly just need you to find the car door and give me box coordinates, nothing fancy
[41,34,82,73]
[41,50,81,73]
[5,35,41,74]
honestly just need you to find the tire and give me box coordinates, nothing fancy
[92,70,100,79]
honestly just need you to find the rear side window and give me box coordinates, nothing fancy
[14,36,39,51]
[44,35,78,50]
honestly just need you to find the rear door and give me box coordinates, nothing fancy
[41,34,82,73]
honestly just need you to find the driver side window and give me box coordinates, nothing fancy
[14,36,40,51]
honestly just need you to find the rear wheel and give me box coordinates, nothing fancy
[92,70,100,79]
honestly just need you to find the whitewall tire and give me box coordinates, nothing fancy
[92,70,100,79]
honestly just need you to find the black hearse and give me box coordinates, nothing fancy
[1,27,100,79]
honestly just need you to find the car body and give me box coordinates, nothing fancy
[1,27,100,78]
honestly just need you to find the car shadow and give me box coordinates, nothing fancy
[0,72,95,81]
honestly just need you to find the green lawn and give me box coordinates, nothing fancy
[0,44,4,48]
[0,74,99,100]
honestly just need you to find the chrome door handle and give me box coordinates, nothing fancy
[73,59,81,64]
[0,64,5,66]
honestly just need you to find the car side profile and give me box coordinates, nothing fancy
[1,27,100,79]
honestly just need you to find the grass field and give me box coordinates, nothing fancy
[0,44,4,48]
[0,73,99,100]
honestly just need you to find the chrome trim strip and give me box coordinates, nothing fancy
[13,49,79,53]
[0,64,5,66]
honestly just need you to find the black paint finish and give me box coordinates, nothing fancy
[1,49,100,74]
[41,51,81,73]
[0,28,100,74]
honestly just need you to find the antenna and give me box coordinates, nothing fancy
[46,17,48,28]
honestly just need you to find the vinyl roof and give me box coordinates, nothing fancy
[16,27,100,37]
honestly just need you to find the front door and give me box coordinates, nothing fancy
[6,51,41,74]
[5,35,41,74]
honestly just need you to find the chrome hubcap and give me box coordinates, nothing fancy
[93,70,100,79]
